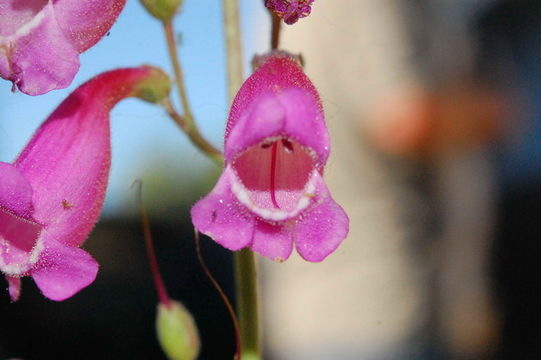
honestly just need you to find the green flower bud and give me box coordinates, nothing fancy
[133,66,172,104]
[156,301,200,360]
[140,0,183,22]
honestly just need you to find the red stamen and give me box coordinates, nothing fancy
[270,141,280,208]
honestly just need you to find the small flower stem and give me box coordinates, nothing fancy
[162,20,223,166]
[195,230,242,359]
[270,13,281,50]
[163,20,193,123]
[234,249,260,360]
[161,98,224,166]
[132,179,171,308]
[223,0,244,103]
[223,1,262,359]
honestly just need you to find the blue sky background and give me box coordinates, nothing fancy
[0,0,269,216]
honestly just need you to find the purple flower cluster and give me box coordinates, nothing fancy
[265,0,314,24]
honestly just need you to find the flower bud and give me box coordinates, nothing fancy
[133,66,172,104]
[156,301,200,360]
[140,0,183,22]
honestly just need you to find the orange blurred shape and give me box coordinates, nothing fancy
[366,82,505,159]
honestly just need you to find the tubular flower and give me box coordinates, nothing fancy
[191,53,348,262]
[0,66,170,301]
[0,0,126,95]
[264,0,314,25]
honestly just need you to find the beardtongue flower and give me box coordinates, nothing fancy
[264,0,314,25]
[0,66,171,301]
[191,53,348,262]
[0,0,126,95]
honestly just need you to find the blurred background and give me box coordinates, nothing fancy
[1,0,541,359]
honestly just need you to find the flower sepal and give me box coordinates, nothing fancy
[140,0,183,22]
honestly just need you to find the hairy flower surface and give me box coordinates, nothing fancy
[0,66,169,301]
[192,53,348,262]
[265,0,314,24]
[0,0,126,95]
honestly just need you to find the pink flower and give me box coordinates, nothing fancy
[0,0,126,95]
[1,66,169,301]
[191,53,348,262]
[264,0,314,25]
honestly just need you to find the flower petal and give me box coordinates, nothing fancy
[191,166,255,251]
[0,161,33,218]
[0,52,8,86]
[0,1,48,36]
[225,54,329,165]
[251,220,293,262]
[53,0,127,53]
[5,275,21,301]
[0,210,42,275]
[0,0,126,95]
[294,174,349,262]
[226,92,286,160]
[0,162,42,275]
[231,154,318,222]
[31,240,98,301]
[281,88,329,167]
[14,67,163,247]
[1,1,80,95]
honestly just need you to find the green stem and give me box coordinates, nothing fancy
[234,249,260,360]
[162,20,223,166]
[223,0,244,103]
[161,99,223,166]
[222,1,262,359]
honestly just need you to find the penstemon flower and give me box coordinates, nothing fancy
[264,0,314,25]
[191,52,348,262]
[0,0,126,95]
[0,66,170,301]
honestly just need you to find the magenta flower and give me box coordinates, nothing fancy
[1,66,168,301]
[191,53,348,262]
[0,0,126,95]
[264,0,314,25]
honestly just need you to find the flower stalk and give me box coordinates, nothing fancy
[270,13,282,50]
[162,20,222,165]
[194,230,241,359]
[132,179,171,308]
[223,1,262,359]
[133,180,201,360]
[234,249,261,360]
[223,0,244,103]
[161,98,223,165]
